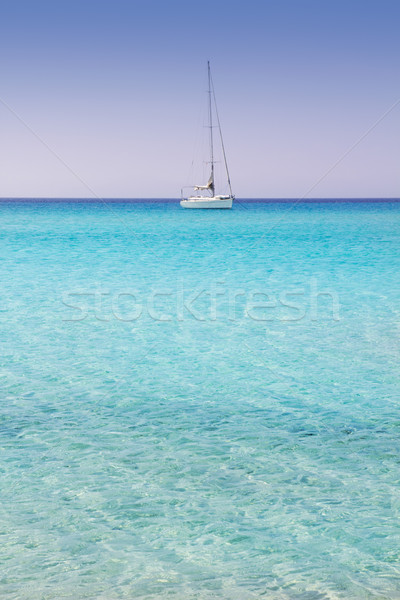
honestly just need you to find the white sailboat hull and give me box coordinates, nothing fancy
[180,195,233,209]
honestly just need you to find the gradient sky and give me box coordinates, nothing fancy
[0,0,399,198]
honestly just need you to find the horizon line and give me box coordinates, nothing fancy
[1,197,400,202]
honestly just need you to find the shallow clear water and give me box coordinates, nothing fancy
[1,200,399,599]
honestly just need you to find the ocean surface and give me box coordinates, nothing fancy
[1,199,399,600]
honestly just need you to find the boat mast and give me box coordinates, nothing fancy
[208,61,215,196]
[210,68,234,198]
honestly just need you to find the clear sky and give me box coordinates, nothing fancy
[0,0,399,198]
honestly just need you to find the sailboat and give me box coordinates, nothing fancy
[180,62,234,209]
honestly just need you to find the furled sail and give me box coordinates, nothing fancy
[194,173,214,194]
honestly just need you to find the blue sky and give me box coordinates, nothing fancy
[0,0,399,198]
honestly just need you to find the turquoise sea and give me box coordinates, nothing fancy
[1,199,399,600]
